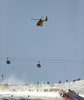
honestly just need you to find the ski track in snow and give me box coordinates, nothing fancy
[0,80,84,100]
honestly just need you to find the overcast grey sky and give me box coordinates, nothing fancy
[0,0,84,84]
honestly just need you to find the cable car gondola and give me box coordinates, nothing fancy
[6,57,11,64]
[37,61,41,68]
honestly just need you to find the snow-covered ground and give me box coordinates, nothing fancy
[0,80,84,100]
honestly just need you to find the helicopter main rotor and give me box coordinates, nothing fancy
[31,16,43,20]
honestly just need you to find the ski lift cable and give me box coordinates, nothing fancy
[0,57,84,64]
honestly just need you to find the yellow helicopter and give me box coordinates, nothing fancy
[31,16,48,26]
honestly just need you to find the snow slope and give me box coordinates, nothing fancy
[53,80,84,97]
[0,80,84,100]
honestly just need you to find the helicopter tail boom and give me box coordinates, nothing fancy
[45,16,48,21]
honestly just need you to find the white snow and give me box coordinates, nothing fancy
[0,80,84,100]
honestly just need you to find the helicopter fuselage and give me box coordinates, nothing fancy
[36,17,48,26]
[37,20,44,26]
[31,16,48,26]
